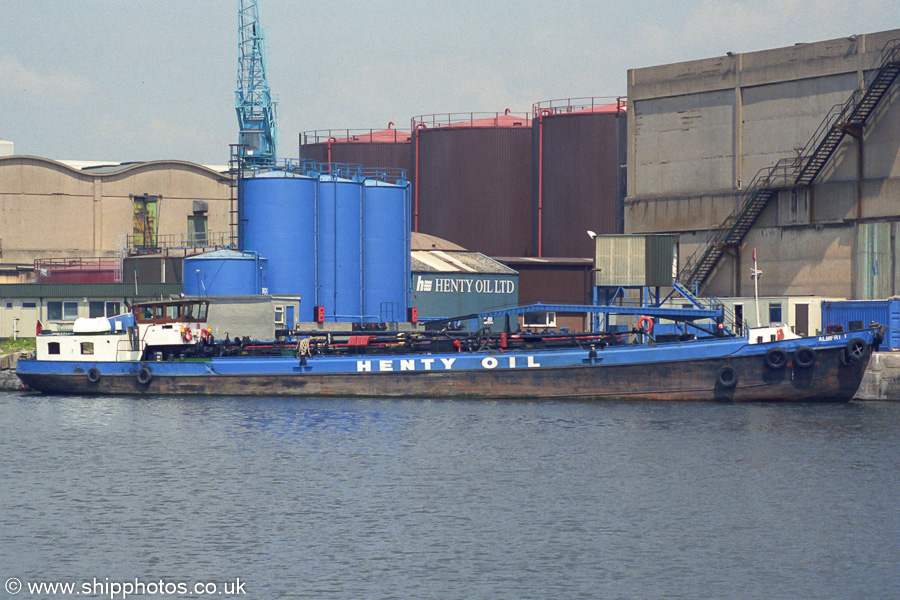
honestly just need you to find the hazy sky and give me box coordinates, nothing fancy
[1,0,897,164]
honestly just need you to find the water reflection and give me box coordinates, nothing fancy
[1,392,898,599]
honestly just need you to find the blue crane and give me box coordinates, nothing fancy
[235,0,277,167]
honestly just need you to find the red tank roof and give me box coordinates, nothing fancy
[532,97,627,118]
[412,111,532,130]
[300,127,411,145]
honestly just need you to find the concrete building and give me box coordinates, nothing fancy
[0,156,232,280]
[626,29,900,301]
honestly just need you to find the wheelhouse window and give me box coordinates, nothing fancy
[135,300,209,324]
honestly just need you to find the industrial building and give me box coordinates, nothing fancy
[626,29,900,302]
[0,156,232,279]
[410,232,518,331]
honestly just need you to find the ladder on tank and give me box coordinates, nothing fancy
[228,143,244,250]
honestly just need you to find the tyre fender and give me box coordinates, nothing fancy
[764,347,788,370]
[717,365,738,389]
[87,367,101,383]
[136,367,152,385]
[842,338,869,364]
[793,346,817,369]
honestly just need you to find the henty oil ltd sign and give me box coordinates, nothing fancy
[415,276,515,295]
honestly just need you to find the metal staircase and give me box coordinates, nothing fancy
[680,38,900,291]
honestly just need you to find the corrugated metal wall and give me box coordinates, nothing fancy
[593,235,676,287]
[511,262,593,306]
[856,222,893,299]
[123,255,184,284]
[532,112,621,257]
[413,127,533,257]
[822,299,900,350]
[410,272,518,331]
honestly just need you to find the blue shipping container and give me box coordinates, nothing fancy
[821,300,900,350]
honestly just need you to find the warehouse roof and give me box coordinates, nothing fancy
[412,250,516,275]
[411,232,467,251]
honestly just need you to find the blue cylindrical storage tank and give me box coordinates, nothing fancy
[316,176,363,322]
[182,250,268,296]
[363,179,411,322]
[242,172,317,302]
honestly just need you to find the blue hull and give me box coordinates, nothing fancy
[16,331,877,402]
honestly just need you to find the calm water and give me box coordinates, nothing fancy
[1,392,898,600]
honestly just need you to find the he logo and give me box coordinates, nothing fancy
[416,276,433,292]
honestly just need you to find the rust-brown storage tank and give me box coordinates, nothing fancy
[532,98,626,258]
[411,111,532,257]
[298,126,411,178]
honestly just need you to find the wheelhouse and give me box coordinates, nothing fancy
[134,300,210,324]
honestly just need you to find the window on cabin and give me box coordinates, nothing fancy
[81,342,94,355]
[48,342,60,355]
[768,303,783,324]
